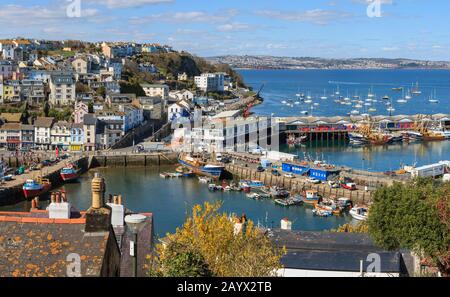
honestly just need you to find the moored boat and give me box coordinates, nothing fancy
[349,206,369,221]
[303,190,321,205]
[178,153,224,179]
[60,163,81,182]
[23,178,52,199]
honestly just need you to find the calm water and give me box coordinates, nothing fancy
[3,167,351,236]
[239,69,450,171]
[239,69,450,117]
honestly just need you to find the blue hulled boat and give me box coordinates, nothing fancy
[178,154,225,179]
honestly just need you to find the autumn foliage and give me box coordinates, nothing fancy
[149,202,284,277]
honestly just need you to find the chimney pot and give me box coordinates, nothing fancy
[118,194,122,205]
[31,199,37,210]
[91,174,105,209]
[113,195,118,205]
[56,192,61,203]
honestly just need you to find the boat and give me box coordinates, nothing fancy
[337,197,353,210]
[198,176,212,183]
[392,87,403,91]
[247,192,262,200]
[270,186,289,198]
[170,172,183,178]
[208,184,221,191]
[274,199,290,207]
[313,209,333,217]
[23,178,52,199]
[411,82,422,95]
[315,199,342,215]
[239,179,265,188]
[382,95,390,100]
[60,163,81,182]
[178,153,225,179]
[429,90,439,103]
[397,99,407,104]
[349,206,369,221]
[401,131,423,142]
[160,172,170,178]
[303,190,321,205]
[300,110,309,115]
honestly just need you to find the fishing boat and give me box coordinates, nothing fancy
[302,190,321,205]
[274,198,290,207]
[315,199,342,215]
[313,209,333,217]
[160,172,170,179]
[176,166,195,177]
[23,178,52,199]
[401,131,423,142]
[178,153,225,179]
[287,134,307,145]
[349,206,368,221]
[270,186,289,198]
[337,197,353,210]
[60,163,81,182]
[198,176,212,183]
[239,180,265,188]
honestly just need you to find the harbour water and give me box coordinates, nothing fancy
[2,166,351,236]
[239,69,450,171]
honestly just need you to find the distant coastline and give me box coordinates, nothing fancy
[208,55,450,71]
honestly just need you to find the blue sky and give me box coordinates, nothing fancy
[0,0,449,60]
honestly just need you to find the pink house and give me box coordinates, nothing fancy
[73,101,89,124]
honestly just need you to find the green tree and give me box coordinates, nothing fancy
[43,101,50,117]
[149,202,284,277]
[368,179,450,275]
[88,101,94,113]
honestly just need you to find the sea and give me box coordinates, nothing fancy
[238,69,450,172]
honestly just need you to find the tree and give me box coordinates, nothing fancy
[43,101,50,117]
[149,202,284,277]
[88,101,94,113]
[368,179,450,276]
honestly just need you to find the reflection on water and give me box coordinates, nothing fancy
[0,166,351,236]
[282,140,450,172]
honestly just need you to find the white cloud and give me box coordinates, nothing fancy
[130,9,238,25]
[86,0,173,9]
[217,23,254,32]
[256,9,352,25]
[381,46,399,51]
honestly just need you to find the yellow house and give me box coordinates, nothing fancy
[3,84,14,102]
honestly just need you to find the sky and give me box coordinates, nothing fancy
[0,0,449,60]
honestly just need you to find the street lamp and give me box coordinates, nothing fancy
[125,214,147,277]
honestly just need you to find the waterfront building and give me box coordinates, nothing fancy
[83,114,97,151]
[20,124,35,149]
[49,73,76,106]
[0,123,21,150]
[69,123,84,152]
[140,83,169,100]
[50,121,71,150]
[194,73,225,93]
[0,175,154,277]
[97,119,124,149]
[96,104,143,133]
[34,117,54,150]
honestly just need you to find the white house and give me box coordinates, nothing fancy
[140,83,169,99]
[168,102,190,123]
[34,117,54,150]
[169,90,194,101]
[50,121,71,150]
[194,73,225,92]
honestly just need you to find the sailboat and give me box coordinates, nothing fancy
[405,89,412,100]
[320,89,328,100]
[411,81,422,95]
[429,89,439,103]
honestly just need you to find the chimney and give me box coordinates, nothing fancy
[280,218,292,230]
[107,194,124,227]
[48,191,71,219]
[85,173,111,232]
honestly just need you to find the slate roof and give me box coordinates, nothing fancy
[34,117,55,128]
[270,229,407,274]
[0,210,111,277]
[83,114,97,126]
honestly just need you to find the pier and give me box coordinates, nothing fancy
[225,163,373,204]
[279,113,450,142]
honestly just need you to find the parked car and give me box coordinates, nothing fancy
[271,169,281,176]
[284,173,296,179]
[256,166,265,172]
[41,160,52,167]
[328,180,340,188]
[341,182,357,191]
[307,178,321,184]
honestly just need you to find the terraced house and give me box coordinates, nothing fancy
[50,121,71,150]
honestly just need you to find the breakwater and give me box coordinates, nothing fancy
[225,164,373,204]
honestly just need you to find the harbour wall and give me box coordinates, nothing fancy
[0,153,178,207]
[225,164,373,204]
